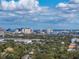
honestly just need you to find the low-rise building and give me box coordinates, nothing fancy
[67,43,77,51]
[14,39,32,44]
[22,55,31,59]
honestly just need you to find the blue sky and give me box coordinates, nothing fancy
[39,0,69,7]
[0,0,79,30]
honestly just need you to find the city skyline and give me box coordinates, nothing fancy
[0,0,79,29]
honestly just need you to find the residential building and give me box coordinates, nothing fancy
[67,43,77,51]
[22,55,31,59]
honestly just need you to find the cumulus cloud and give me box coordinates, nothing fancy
[57,0,79,10]
[70,0,79,3]
[1,0,79,29]
[56,3,69,9]
[55,0,79,26]
[1,0,40,10]
[1,1,9,10]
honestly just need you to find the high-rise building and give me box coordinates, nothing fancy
[47,29,53,34]
[22,28,32,34]
[0,27,5,38]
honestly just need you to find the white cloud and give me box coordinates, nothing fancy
[57,0,79,10]
[1,0,79,28]
[56,3,69,9]
[1,1,9,10]
[70,0,79,3]
[8,1,16,10]
[1,0,40,10]
[0,12,17,17]
[53,1,79,24]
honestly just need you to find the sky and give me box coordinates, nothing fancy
[0,0,79,30]
[39,0,69,7]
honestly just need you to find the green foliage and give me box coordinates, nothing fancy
[0,35,79,59]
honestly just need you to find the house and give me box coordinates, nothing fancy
[21,55,31,59]
[68,43,77,49]
[67,43,77,51]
